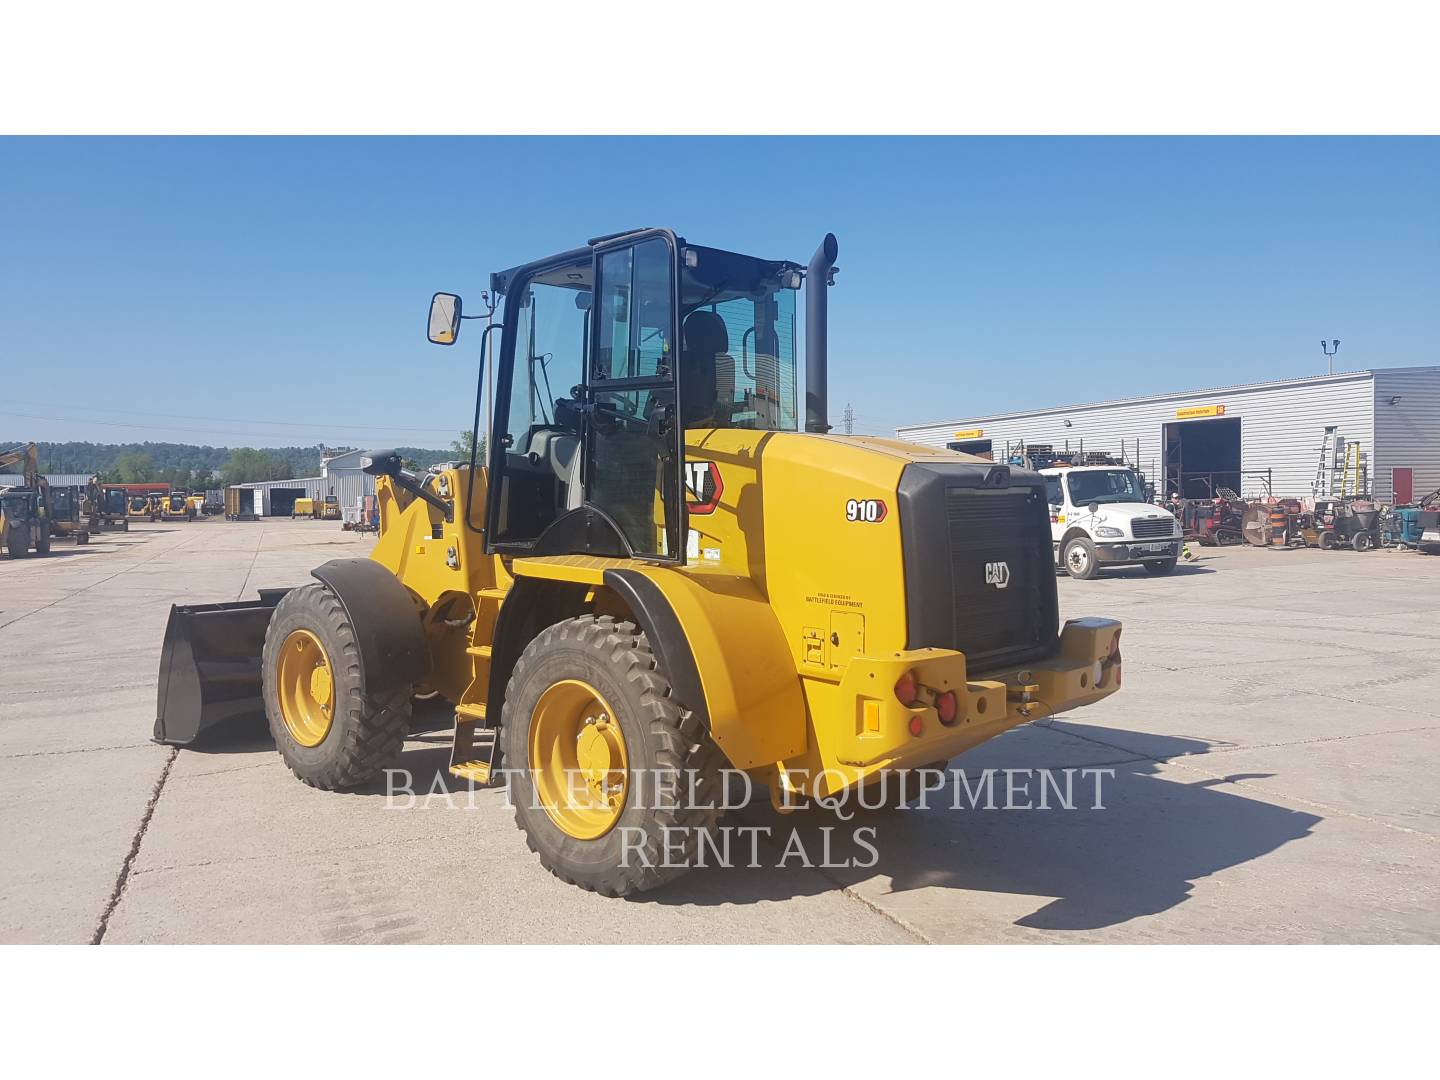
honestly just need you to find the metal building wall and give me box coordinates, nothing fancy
[1372,366,1440,503]
[895,371,1377,500]
[322,468,374,517]
[234,477,327,515]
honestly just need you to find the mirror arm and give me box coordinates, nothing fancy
[394,471,453,522]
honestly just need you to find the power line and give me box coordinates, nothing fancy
[0,410,453,445]
[2,399,456,435]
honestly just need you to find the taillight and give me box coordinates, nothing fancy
[936,690,958,725]
[1107,629,1122,663]
[908,715,924,737]
[894,670,920,707]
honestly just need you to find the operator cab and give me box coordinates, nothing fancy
[431,229,808,563]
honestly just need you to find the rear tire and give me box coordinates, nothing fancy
[502,614,725,896]
[1144,557,1177,575]
[1063,536,1100,580]
[76,531,89,545]
[1352,531,1373,552]
[1318,530,1336,550]
[262,583,412,790]
[35,527,50,554]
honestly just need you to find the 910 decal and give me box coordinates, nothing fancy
[845,498,888,523]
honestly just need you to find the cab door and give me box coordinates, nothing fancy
[582,230,685,562]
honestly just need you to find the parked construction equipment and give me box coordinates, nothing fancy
[154,229,1123,896]
[0,443,52,558]
[45,481,90,546]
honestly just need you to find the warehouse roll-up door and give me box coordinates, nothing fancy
[1163,417,1242,498]
[267,488,307,517]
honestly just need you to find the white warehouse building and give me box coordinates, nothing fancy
[895,366,1440,505]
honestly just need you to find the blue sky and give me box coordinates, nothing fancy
[1,137,1435,447]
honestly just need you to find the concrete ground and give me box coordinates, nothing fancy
[2,518,1437,944]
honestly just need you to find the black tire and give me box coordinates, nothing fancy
[262,582,412,790]
[1352,531,1373,552]
[35,526,50,554]
[1318,530,1336,550]
[1144,557,1178,575]
[3,524,29,558]
[76,531,89,545]
[1063,536,1100,580]
[502,614,726,897]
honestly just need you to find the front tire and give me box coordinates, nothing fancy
[35,526,50,554]
[262,583,412,789]
[502,614,725,896]
[1351,531,1374,552]
[3,524,30,558]
[1144,557,1178,575]
[1063,536,1100,579]
[1318,530,1337,550]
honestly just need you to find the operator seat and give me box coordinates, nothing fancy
[681,310,730,426]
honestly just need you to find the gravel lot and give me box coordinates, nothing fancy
[3,518,1437,943]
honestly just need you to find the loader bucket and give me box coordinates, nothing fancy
[153,588,291,746]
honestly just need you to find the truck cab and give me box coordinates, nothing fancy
[1042,465,1181,579]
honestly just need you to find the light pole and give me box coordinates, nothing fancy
[1321,338,1340,375]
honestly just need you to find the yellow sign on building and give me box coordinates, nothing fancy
[1176,405,1226,419]
[952,428,984,439]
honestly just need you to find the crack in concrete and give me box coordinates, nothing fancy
[91,747,177,944]
[1,743,154,759]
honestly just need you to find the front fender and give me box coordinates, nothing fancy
[311,558,431,696]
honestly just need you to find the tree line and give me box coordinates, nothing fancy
[1,439,460,488]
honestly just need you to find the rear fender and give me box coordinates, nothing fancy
[604,568,806,770]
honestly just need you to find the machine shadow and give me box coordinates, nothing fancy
[645,729,1320,928]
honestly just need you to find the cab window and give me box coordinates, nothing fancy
[1044,475,1063,506]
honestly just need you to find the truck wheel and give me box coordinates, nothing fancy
[1063,536,1100,580]
[262,583,412,790]
[1144,557,1177,575]
[35,527,50,554]
[77,531,90,545]
[502,614,725,896]
[1351,531,1373,552]
[1318,530,1336,550]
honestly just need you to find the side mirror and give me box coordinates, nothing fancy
[1088,501,1101,515]
[428,292,462,345]
[361,450,403,478]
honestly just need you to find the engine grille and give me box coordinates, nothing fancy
[1131,517,1174,539]
[940,488,1056,669]
[898,462,1060,674]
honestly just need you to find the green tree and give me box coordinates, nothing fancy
[113,451,156,483]
[450,430,486,462]
[222,448,294,484]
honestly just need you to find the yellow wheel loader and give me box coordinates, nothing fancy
[155,230,1123,896]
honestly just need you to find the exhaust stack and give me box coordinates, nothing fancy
[804,233,839,434]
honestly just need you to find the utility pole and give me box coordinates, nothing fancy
[1321,338,1340,375]
[842,403,854,435]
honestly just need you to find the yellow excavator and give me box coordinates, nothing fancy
[0,443,52,558]
[155,230,1123,895]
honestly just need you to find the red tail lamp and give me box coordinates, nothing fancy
[894,670,920,707]
[908,715,924,737]
[936,690,958,725]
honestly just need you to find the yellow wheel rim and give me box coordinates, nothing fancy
[276,628,335,747]
[528,679,628,840]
